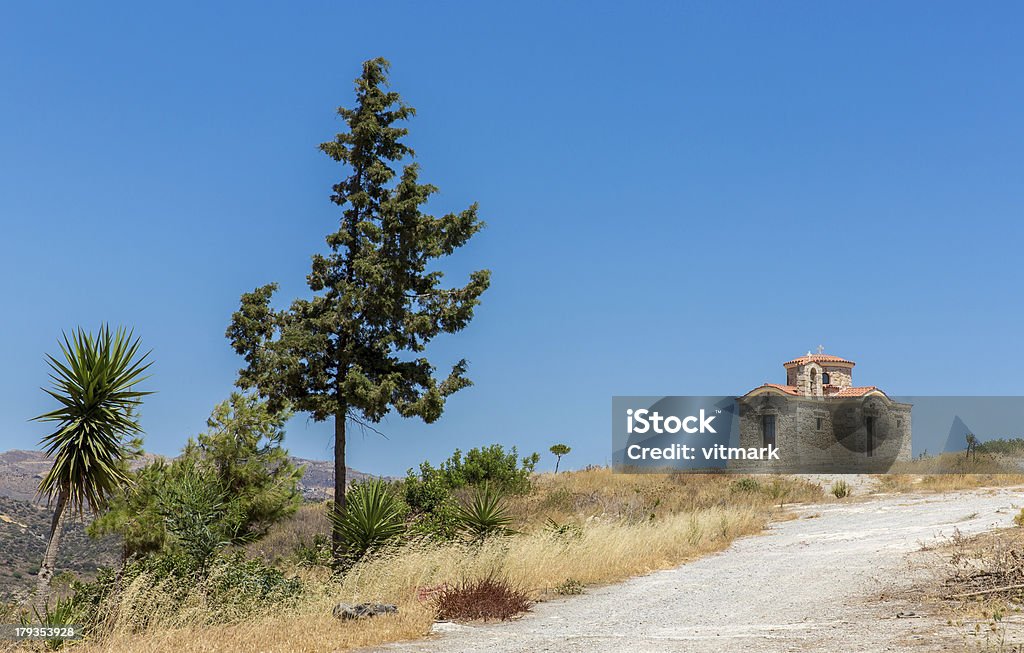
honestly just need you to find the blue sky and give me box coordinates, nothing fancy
[2,2,1022,475]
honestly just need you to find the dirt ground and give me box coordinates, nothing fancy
[371,487,1024,653]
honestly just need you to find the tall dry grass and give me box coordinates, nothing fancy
[508,467,823,526]
[59,470,823,653]
[875,453,1024,494]
[246,503,330,563]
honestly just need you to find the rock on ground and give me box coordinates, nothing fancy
[334,602,398,620]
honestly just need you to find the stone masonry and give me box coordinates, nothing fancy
[737,353,912,472]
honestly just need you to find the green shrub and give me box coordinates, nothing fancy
[330,479,407,560]
[831,479,852,499]
[402,464,462,540]
[204,552,302,610]
[440,445,539,494]
[293,534,332,568]
[544,518,583,540]
[157,462,240,565]
[555,578,585,595]
[401,444,538,540]
[731,478,761,493]
[1014,507,1024,527]
[408,502,462,541]
[90,393,301,559]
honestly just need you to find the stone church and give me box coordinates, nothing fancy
[736,352,912,471]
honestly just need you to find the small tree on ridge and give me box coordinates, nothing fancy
[549,444,571,474]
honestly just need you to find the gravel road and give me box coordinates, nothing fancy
[373,488,1023,653]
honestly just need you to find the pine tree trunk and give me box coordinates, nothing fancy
[34,491,67,609]
[332,410,347,565]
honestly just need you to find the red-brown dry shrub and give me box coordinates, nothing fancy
[434,575,532,621]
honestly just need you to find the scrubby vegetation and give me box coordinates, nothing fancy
[434,575,532,621]
[831,479,852,498]
[874,452,1024,493]
[975,438,1024,457]
[89,393,303,560]
[397,444,537,541]
[16,467,824,653]
[4,388,308,650]
[916,525,1024,651]
[69,551,302,631]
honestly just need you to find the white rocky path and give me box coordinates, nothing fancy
[369,488,1023,653]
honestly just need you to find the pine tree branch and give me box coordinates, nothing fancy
[346,412,389,440]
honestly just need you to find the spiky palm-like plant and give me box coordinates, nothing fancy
[457,483,514,541]
[329,479,406,561]
[32,325,152,603]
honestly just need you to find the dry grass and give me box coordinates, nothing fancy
[246,503,331,563]
[65,602,434,653]
[507,468,824,527]
[911,525,1024,652]
[48,470,825,653]
[50,467,1024,653]
[874,453,1024,494]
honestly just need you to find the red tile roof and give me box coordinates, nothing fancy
[743,383,884,398]
[748,383,800,396]
[827,385,882,397]
[783,354,855,368]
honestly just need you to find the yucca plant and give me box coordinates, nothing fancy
[329,479,406,561]
[32,325,152,605]
[29,596,81,650]
[457,483,514,541]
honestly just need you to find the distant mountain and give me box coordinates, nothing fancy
[0,450,378,505]
[290,457,379,501]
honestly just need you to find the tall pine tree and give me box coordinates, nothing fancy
[227,58,490,561]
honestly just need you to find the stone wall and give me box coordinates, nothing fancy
[821,365,853,388]
[735,394,911,472]
[785,363,854,394]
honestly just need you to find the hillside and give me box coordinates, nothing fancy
[0,496,121,601]
[0,450,59,503]
[0,449,374,504]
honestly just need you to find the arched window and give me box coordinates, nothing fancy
[822,373,831,385]
[762,414,776,448]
